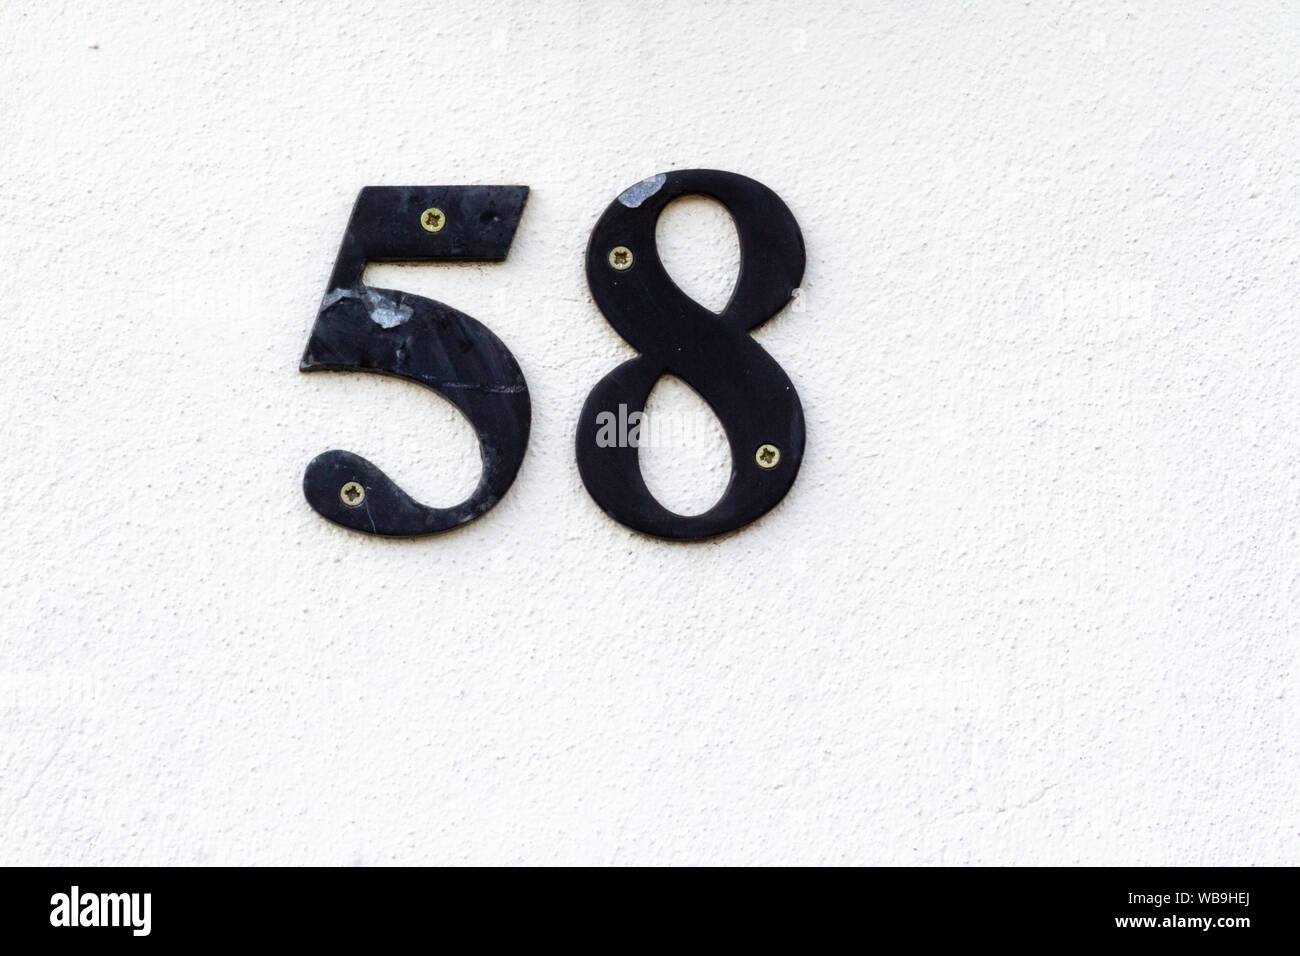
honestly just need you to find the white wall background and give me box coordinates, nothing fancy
[2,0,1298,865]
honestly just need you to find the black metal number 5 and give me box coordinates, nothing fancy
[300,186,530,536]
[576,170,806,539]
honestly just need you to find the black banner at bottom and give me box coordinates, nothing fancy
[0,866,1290,946]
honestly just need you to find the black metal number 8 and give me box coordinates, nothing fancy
[575,169,806,539]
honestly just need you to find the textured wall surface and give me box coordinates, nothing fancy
[2,1,1298,865]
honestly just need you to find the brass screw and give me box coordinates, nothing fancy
[420,208,445,233]
[608,245,633,270]
[340,481,365,507]
[755,444,780,469]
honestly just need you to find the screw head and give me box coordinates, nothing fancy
[755,444,781,469]
[420,207,445,233]
[340,481,365,507]
[608,245,633,271]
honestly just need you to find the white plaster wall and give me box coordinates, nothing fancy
[2,0,1297,865]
